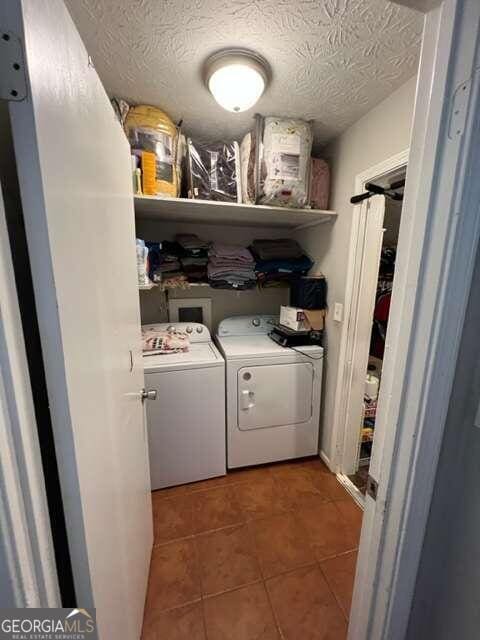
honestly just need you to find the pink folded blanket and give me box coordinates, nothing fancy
[142,328,190,355]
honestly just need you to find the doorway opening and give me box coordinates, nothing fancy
[332,154,408,504]
[350,172,405,496]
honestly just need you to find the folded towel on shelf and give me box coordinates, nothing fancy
[209,244,254,264]
[181,256,208,267]
[250,239,304,261]
[207,242,256,289]
[183,265,208,283]
[157,260,181,273]
[146,241,185,282]
[180,254,208,283]
[209,279,257,290]
[208,265,256,280]
[255,254,313,275]
[176,233,210,254]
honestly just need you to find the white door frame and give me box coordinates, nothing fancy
[332,149,408,478]
[0,183,59,607]
[350,0,480,638]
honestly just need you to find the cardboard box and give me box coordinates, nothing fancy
[280,306,326,332]
[280,306,308,331]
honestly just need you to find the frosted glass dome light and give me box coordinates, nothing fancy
[204,49,270,113]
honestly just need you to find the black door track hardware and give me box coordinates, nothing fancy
[350,178,405,205]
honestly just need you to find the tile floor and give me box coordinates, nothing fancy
[142,458,363,640]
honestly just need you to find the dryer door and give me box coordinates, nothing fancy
[238,363,314,430]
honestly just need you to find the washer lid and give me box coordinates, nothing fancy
[143,342,223,372]
[216,335,323,360]
[142,322,211,343]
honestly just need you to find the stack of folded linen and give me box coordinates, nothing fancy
[180,256,208,283]
[208,243,256,290]
[176,233,209,284]
[146,241,188,289]
[250,238,313,285]
[176,234,209,256]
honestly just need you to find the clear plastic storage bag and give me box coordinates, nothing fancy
[187,139,241,203]
[256,115,313,208]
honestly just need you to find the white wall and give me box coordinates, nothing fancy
[296,75,417,465]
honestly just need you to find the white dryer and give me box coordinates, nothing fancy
[143,323,226,489]
[215,315,323,469]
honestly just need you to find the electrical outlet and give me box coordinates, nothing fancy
[333,302,343,322]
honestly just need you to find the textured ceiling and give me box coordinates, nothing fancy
[65,0,422,146]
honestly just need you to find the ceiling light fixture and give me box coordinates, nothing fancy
[204,49,270,113]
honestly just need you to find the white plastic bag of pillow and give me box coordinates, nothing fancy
[257,116,313,209]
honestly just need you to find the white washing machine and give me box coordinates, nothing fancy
[143,323,226,489]
[215,315,323,469]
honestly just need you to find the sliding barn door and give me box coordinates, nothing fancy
[2,1,152,637]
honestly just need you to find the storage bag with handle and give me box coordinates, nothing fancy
[125,104,180,197]
[256,115,313,208]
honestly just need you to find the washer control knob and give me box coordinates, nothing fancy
[252,318,261,327]
[186,326,193,334]
[196,326,203,333]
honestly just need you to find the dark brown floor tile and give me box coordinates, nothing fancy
[335,499,363,530]
[190,486,243,533]
[269,457,319,476]
[153,494,194,545]
[266,565,347,640]
[303,458,331,475]
[277,466,330,506]
[270,457,328,476]
[320,551,358,619]
[142,602,205,640]
[203,583,280,640]
[196,524,261,596]
[234,477,290,520]
[315,474,351,501]
[145,539,201,612]
[152,484,189,502]
[296,498,359,561]
[251,512,315,578]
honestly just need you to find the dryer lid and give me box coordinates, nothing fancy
[216,335,323,360]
